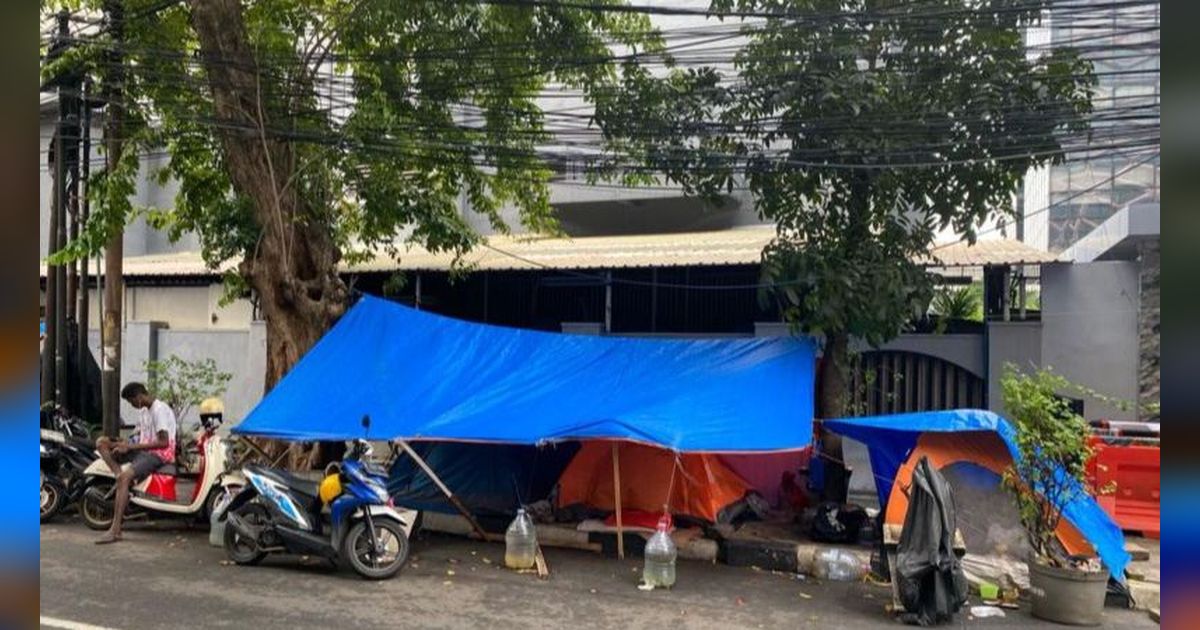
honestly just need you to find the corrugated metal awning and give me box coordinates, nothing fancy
[40,228,1061,278]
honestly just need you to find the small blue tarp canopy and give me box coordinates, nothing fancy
[824,409,1129,579]
[234,295,816,452]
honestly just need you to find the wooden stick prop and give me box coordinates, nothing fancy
[612,441,625,559]
[396,439,490,542]
[535,545,549,579]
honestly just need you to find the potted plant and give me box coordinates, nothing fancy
[1000,365,1110,626]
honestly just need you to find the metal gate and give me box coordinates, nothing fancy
[847,350,985,416]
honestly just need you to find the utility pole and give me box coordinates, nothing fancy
[64,63,83,414]
[78,79,93,420]
[52,12,71,409]
[101,0,126,437]
[55,79,70,409]
[43,132,59,408]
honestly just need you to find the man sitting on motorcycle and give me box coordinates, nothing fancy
[94,382,177,544]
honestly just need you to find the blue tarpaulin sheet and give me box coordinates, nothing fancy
[825,410,1129,579]
[234,295,815,452]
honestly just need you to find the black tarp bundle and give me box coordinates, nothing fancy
[39,325,101,424]
[896,456,968,626]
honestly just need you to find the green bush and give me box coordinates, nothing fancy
[1000,365,1106,569]
[930,285,982,323]
[143,356,232,422]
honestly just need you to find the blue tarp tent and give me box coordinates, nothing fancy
[824,410,1129,579]
[234,295,816,452]
[387,441,579,518]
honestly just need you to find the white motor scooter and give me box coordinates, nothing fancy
[78,409,244,531]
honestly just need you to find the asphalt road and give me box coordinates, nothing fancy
[40,516,1158,630]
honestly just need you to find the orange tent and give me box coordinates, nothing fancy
[883,431,1092,557]
[556,441,752,522]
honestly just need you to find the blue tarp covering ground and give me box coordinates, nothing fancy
[234,295,816,452]
[824,409,1130,579]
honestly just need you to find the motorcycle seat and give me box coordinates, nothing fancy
[258,467,321,499]
[155,463,181,476]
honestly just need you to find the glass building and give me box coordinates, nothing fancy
[1024,1,1160,253]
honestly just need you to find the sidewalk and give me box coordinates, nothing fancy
[424,512,1162,622]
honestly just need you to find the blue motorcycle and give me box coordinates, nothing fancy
[218,427,417,579]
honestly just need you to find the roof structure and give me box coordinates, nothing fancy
[40,227,1062,278]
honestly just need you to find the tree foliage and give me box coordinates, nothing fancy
[930,284,983,323]
[593,0,1094,415]
[46,0,659,271]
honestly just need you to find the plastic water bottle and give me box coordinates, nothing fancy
[505,508,537,570]
[814,548,866,581]
[642,514,677,589]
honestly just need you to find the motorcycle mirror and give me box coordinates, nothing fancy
[361,414,371,437]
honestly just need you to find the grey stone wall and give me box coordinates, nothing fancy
[1041,261,1141,420]
[986,321,1043,415]
[1138,240,1160,421]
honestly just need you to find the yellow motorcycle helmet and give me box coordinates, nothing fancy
[319,473,343,504]
[198,397,225,430]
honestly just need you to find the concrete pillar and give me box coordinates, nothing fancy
[986,321,1042,415]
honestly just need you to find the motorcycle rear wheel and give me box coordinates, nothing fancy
[40,475,66,523]
[224,502,269,565]
[80,481,114,531]
[343,519,410,580]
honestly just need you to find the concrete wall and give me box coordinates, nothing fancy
[1137,241,1160,419]
[1041,261,1141,420]
[88,321,266,427]
[875,334,985,378]
[155,326,267,426]
[71,285,254,331]
[985,321,1043,414]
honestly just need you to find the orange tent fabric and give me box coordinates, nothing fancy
[883,431,1092,557]
[556,441,752,522]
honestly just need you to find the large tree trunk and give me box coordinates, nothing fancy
[816,331,849,501]
[188,0,347,469]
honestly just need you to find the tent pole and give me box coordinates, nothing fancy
[396,439,490,541]
[612,441,624,559]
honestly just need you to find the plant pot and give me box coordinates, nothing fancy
[1027,561,1108,626]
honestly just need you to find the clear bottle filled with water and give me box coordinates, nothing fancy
[505,507,538,570]
[642,514,677,589]
[813,548,866,582]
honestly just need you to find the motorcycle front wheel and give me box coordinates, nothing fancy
[79,481,114,530]
[343,518,410,580]
[40,475,66,523]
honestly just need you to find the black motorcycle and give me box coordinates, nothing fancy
[40,407,96,522]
